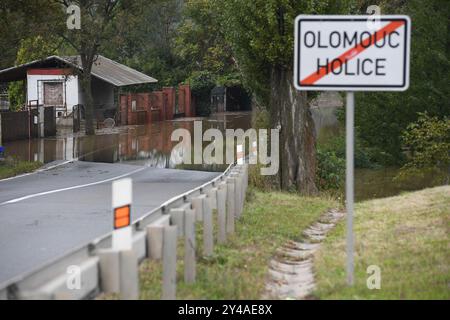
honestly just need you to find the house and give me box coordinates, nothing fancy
[0,55,157,119]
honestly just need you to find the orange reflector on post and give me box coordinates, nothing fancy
[114,205,131,229]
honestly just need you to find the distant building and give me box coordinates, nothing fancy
[0,55,157,118]
[211,85,251,113]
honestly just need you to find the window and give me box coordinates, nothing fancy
[43,82,64,106]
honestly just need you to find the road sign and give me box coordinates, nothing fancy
[294,15,411,91]
[112,178,133,251]
[293,14,411,286]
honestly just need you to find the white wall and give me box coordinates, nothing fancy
[27,74,79,114]
[27,73,116,116]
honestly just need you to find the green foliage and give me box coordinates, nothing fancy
[7,82,25,111]
[8,36,60,110]
[318,129,376,169]
[0,157,42,180]
[0,0,63,69]
[174,0,240,83]
[316,148,345,191]
[354,0,450,165]
[102,0,186,87]
[316,127,378,192]
[396,113,450,181]
[187,70,216,116]
[218,0,353,105]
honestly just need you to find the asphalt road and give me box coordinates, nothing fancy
[0,161,220,284]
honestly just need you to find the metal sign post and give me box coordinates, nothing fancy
[294,15,411,285]
[345,92,354,285]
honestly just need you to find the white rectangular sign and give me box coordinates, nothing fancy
[294,15,411,91]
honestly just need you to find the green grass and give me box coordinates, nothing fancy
[314,185,450,299]
[0,159,42,179]
[139,189,337,300]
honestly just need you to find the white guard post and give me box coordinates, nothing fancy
[251,141,257,162]
[112,178,133,251]
[237,144,244,165]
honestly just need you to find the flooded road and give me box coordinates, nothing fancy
[3,112,252,169]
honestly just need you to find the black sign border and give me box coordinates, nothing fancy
[296,18,408,89]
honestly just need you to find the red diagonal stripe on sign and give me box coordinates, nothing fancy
[300,20,405,85]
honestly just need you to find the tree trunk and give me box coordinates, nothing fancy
[80,53,96,136]
[269,65,318,195]
[81,74,95,135]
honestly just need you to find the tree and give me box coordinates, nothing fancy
[174,0,240,86]
[57,0,147,135]
[0,0,62,70]
[218,0,352,194]
[8,36,61,110]
[354,0,450,165]
[101,0,185,88]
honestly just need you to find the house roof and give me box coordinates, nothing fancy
[0,55,158,86]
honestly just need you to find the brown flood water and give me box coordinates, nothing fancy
[2,112,252,169]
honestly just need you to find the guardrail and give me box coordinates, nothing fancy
[0,162,248,300]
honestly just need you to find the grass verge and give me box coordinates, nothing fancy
[0,159,43,180]
[139,189,337,299]
[314,185,450,299]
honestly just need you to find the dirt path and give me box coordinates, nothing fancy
[264,209,344,299]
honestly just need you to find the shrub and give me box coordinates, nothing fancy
[188,71,216,116]
[318,130,376,169]
[396,113,450,182]
[316,148,345,191]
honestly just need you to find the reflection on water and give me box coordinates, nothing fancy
[3,112,252,170]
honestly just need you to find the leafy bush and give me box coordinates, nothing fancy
[188,70,216,116]
[316,148,345,191]
[396,113,450,182]
[318,130,376,169]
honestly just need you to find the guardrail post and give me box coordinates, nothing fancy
[184,208,196,283]
[98,249,120,294]
[226,178,235,234]
[203,194,214,257]
[217,182,227,244]
[242,164,248,197]
[119,249,139,300]
[192,194,206,221]
[207,187,218,210]
[98,248,139,300]
[234,172,243,218]
[170,208,185,238]
[147,225,164,260]
[162,225,177,300]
